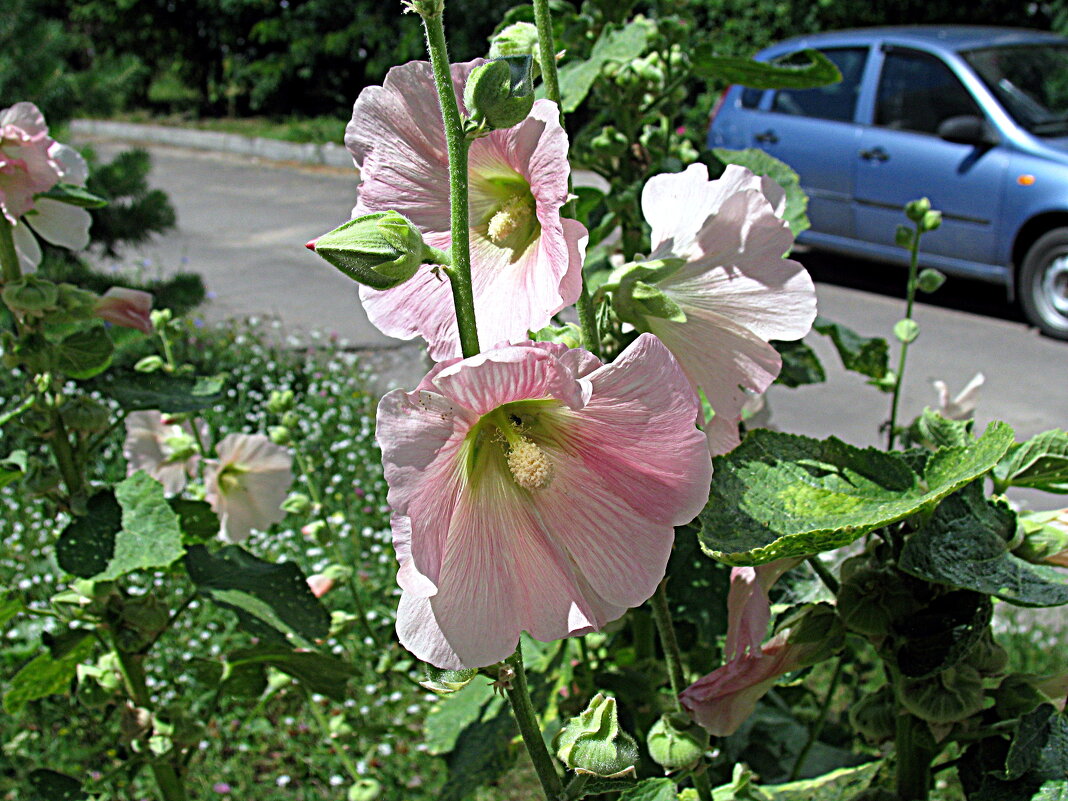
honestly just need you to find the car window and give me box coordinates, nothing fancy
[740,87,764,108]
[875,49,982,134]
[770,47,868,122]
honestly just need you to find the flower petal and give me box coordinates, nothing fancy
[11,220,41,273]
[27,199,91,251]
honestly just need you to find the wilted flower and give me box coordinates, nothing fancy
[933,372,984,420]
[724,558,802,660]
[0,102,92,273]
[123,411,206,495]
[345,59,586,360]
[377,334,712,668]
[96,287,154,334]
[205,433,294,543]
[612,164,817,454]
[307,573,335,599]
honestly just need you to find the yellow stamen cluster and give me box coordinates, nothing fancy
[506,437,554,490]
[487,194,534,245]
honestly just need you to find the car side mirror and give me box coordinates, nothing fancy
[938,115,998,146]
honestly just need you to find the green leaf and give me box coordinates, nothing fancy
[54,324,114,379]
[773,339,826,388]
[228,645,355,701]
[184,545,331,648]
[188,657,268,698]
[28,769,88,801]
[698,422,1014,565]
[39,181,108,208]
[3,635,96,713]
[55,491,123,578]
[439,705,516,801]
[168,499,220,544]
[0,591,24,631]
[713,148,810,237]
[89,369,224,412]
[619,778,677,801]
[694,48,842,90]
[1035,781,1068,801]
[666,524,730,644]
[911,408,974,449]
[899,487,1068,607]
[425,677,501,755]
[812,317,889,380]
[993,429,1068,493]
[43,627,93,660]
[0,449,27,488]
[892,590,992,678]
[1006,704,1068,782]
[760,761,882,800]
[554,21,650,112]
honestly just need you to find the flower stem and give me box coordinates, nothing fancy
[0,217,21,283]
[504,647,564,801]
[650,578,714,801]
[532,0,601,358]
[894,712,934,800]
[886,226,922,450]
[421,8,480,358]
[113,646,188,801]
[807,556,839,596]
[49,408,85,500]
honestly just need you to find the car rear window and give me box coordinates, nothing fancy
[770,47,868,122]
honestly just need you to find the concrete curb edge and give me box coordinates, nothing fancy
[70,119,354,169]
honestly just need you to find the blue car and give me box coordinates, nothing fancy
[708,26,1068,339]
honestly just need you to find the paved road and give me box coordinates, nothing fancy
[85,141,1068,499]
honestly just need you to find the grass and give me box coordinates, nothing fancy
[81,112,349,146]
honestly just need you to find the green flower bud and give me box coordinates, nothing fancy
[920,210,942,232]
[900,665,985,723]
[60,397,111,433]
[48,283,100,323]
[894,318,919,344]
[970,630,1009,676]
[309,211,432,290]
[269,425,293,446]
[590,126,628,158]
[895,224,915,249]
[281,411,300,429]
[149,308,172,330]
[420,666,478,695]
[904,197,932,222]
[837,565,919,636]
[135,355,166,373]
[554,693,639,778]
[993,674,1047,718]
[849,686,897,742]
[281,492,311,515]
[917,268,946,294]
[464,57,536,131]
[267,389,296,414]
[646,713,709,771]
[488,22,541,79]
[348,779,382,801]
[2,276,59,319]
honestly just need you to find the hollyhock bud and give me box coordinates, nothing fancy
[463,57,535,131]
[61,397,110,433]
[647,713,709,771]
[488,22,542,78]
[2,275,59,319]
[307,211,438,290]
[554,694,638,778]
[1013,509,1068,567]
[96,287,154,334]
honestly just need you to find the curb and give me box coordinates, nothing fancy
[70,119,353,169]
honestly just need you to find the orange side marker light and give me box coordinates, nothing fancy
[1018,174,1036,186]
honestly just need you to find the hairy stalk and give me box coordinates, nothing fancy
[421,7,479,357]
[504,647,564,801]
[650,579,714,801]
[532,0,601,357]
[894,712,934,800]
[0,216,20,282]
[886,225,922,449]
[49,408,85,501]
[113,646,188,801]
[807,556,840,595]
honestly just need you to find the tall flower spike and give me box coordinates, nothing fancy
[344,59,586,360]
[0,102,92,273]
[618,163,817,455]
[377,334,712,669]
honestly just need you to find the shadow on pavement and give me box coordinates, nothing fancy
[794,247,1028,325]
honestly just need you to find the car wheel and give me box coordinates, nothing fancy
[1019,227,1068,340]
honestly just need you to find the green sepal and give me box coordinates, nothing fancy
[39,181,108,208]
[554,693,639,778]
[311,211,429,290]
[421,665,479,695]
[605,258,687,327]
[464,57,535,131]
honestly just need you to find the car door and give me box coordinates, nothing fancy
[752,46,870,239]
[853,46,1009,265]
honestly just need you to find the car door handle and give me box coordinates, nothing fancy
[859,147,889,162]
[754,129,779,144]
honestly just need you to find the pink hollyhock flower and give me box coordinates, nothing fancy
[344,59,586,360]
[377,333,712,669]
[96,287,154,334]
[724,557,802,660]
[123,411,206,495]
[205,433,294,543]
[306,573,335,598]
[0,103,92,273]
[933,372,984,420]
[633,163,817,455]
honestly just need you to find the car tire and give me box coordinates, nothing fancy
[1019,227,1068,340]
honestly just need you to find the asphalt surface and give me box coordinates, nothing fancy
[83,141,1068,501]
